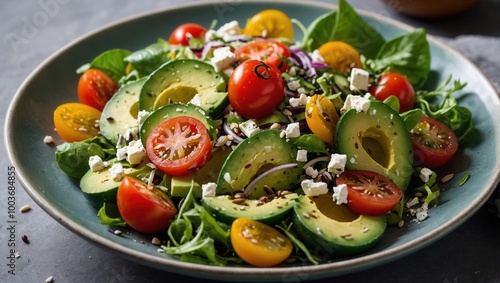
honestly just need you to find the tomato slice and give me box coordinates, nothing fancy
[228,60,284,119]
[305,94,339,144]
[230,218,292,267]
[243,9,294,40]
[336,170,402,216]
[53,102,101,142]
[146,116,212,176]
[317,41,362,75]
[78,69,119,111]
[117,176,177,233]
[410,116,458,169]
[234,40,290,72]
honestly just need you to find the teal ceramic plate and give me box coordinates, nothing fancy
[5,1,500,281]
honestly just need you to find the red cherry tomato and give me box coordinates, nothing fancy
[117,176,177,233]
[234,40,290,72]
[77,69,119,111]
[369,72,415,113]
[146,116,212,176]
[336,170,402,216]
[228,60,284,119]
[410,116,458,169]
[168,23,207,46]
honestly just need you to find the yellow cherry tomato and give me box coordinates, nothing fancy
[305,94,339,145]
[53,102,101,142]
[230,218,292,267]
[317,41,362,75]
[243,9,294,40]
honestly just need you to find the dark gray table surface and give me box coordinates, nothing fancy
[1,1,500,282]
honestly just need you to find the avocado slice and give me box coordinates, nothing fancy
[139,59,228,118]
[336,100,413,190]
[216,130,304,198]
[80,162,152,208]
[139,103,218,146]
[202,193,298,225]
[99,78,145,144]
[293,193,386,257]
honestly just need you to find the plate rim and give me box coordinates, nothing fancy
[5,0,500,280]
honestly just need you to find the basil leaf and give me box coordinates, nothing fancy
[88,49,131,84]
[367,29,431,89]
[331,0,385,59]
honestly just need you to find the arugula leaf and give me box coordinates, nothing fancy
[366,29,431,89]
[276,221,320,264]
[97,203,126,227]
[331,0,385,59]
[196,203,231,249]
[55,136,115,179]
[415,75,471,142]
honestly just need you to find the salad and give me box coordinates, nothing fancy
[52,0,472,267]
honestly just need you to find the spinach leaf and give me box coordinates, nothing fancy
[88,49,131,84]
[366,29,431,89]
[331,0,385,59]
[55,136,115,179]
[401,108,423,131]
[301,10,337,52]
[292,134,329,155]
[124,39,172,75]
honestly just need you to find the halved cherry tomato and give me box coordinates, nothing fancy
[369,72,415,113]
[77,69,119,111]
[228,60,284,119]
[117,176,177,234]
[146,116,212,176]
[410,116,458,169]
[230,218,292,267]
[168,23,207,46]
[317,41,362,75]
[234,40,291,72]
[336,170,402,216]
[53,102,101,142]
[305,94,339,144]
[243,9,294,40]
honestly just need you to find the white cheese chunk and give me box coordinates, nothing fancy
[296,149,308,162]
[88,155,106,172]
[202,182,217,198]
[287,80,301,91]
[126,140,147,165]
[216,20,241,37]
[109,163,125,182]
[305,167,319,178]
[43,135,54,144]
[239,120,260,137]
[301,179,328,197]
[137,110,150,126]
[419,167,434,183]
[310,49,325,64]
[327,153,347,175]
[116,147,127,161]
[341,94,371,113]
[210,46,237,72]
[332,184,348,205]
[349,68,370,91]
[285,122,300,138]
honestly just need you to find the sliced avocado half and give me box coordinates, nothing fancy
[99,78,145,144]
[216,130,304,198]
[293,193,386,257]
[336,100,413,190]
[202,193,298,225]
[139,59,228,118]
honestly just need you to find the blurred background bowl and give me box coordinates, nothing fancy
[379,0,481,18]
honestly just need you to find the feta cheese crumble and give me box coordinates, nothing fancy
[137,110,150,126]
[332,184,348,205]
[202,182,217,198]
[327,153,347,175]
[109,163,125,182]
[285,122,300,138]
[419,167,434,183]
[296,149,308,162]
[88,155,106,172]
[341,94,371,113]
[43,135,54,144]
[301,179,328,197]
[349,68,370,91]
[210,46,237,72]
[126,140,147,165]
[239,120,260,137]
